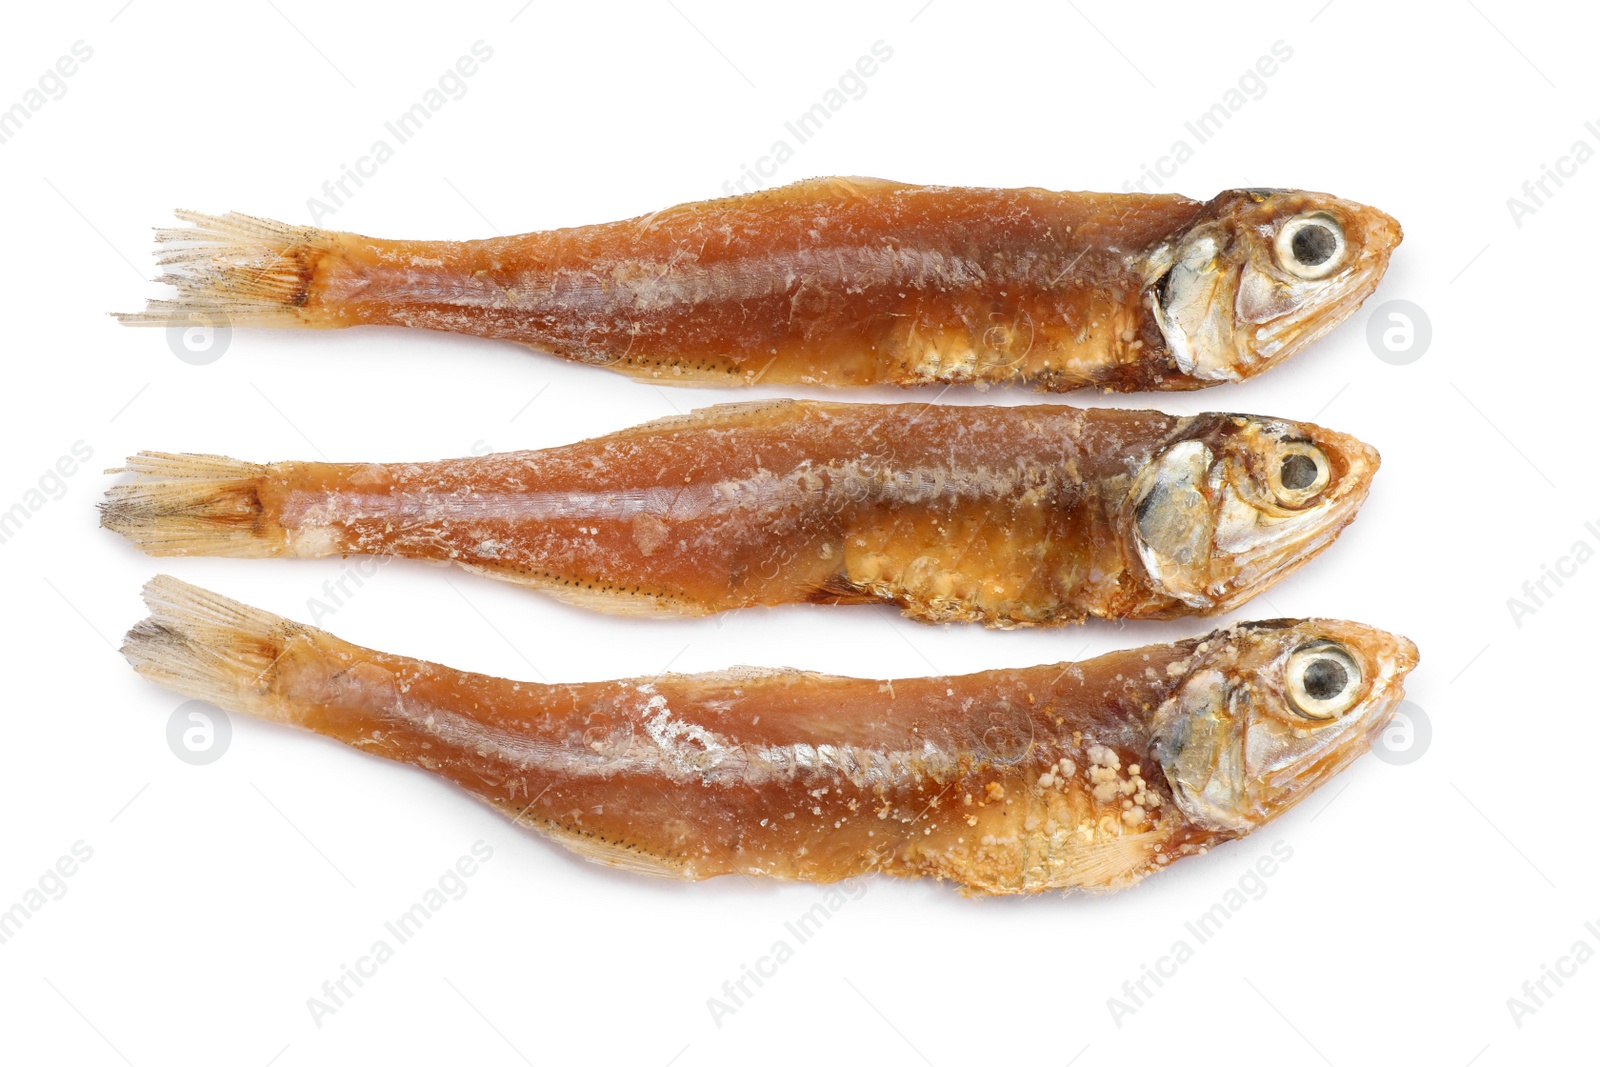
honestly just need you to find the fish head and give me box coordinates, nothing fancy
[1128,414,1379,612]
[1150,619,1419,833]
[1147,189,1401,382]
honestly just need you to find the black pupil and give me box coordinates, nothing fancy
[1291,224,1337,267]
[1280,453,1320,491]
[1302,657,1348,701]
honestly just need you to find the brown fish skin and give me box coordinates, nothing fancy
[117,178,1401,391]
[121,577,1419,895]
[102,401,1379,627]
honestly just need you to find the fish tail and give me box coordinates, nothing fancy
[101,451,286,557]
[121,575,306,725]
[114,210,341,329]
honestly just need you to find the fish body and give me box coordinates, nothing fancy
[119,179,1401,391]
[122,577,1417,895]
[103,401,1379,627]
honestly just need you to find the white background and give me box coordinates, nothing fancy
[0,1,1591,1063]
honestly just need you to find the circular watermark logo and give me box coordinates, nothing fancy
[167,700,232,765]
[975,700,1037,766]
[580,719,636,767]
[166,310,232,365]
[1366,300,1430,365]
[1373,700,1430,766]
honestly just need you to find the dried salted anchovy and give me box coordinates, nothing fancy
[102,400,1378,627]
[122,576,1418,895]
[118,178,1400,391]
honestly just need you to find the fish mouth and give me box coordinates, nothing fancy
[1251,206,1403,365]
[1262,625,1419,801]
[1208,432,1381,613]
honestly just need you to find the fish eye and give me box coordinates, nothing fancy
[1268,441,1330,506]
[1286,642,1363,720]
[1274,214,1346,280]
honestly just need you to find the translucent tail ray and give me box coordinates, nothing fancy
[100,452,283,556]
[121,575,302,724]
[114,211,333,328]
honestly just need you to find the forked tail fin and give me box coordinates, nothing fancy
[122,575,307,724]
[114,211,337,329]
[101,452,285,557]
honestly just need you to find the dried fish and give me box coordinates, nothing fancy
[122,576,1417,894]
[117,179,1400,391]
[102,401,1379,626]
